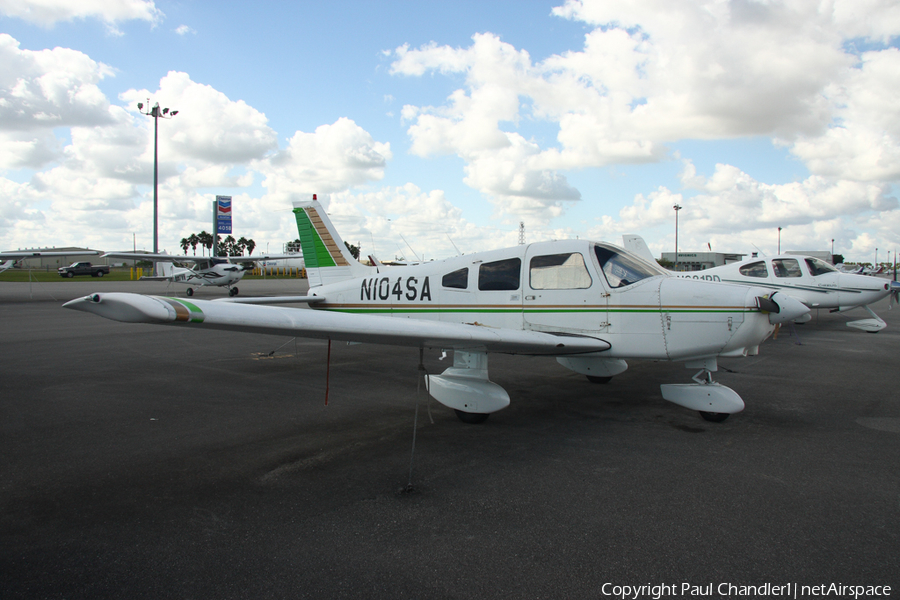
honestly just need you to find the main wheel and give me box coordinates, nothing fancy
[228,287,238,297]
[586,375,612,384]
[454,410,490,424]
[699,411,729,423]
[186,288,194,297]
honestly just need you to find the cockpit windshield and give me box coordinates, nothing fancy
[805,257,838,276]
[593,244,665,288]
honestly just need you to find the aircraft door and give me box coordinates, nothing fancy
[523,244,606,334]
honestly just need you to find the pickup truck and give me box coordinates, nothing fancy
[58,262,110,278]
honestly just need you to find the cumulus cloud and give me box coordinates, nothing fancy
[259,117,392,202]
[0,35,394,252]
[0,0,163,32]
[0,34,115,136]
[390,0,900,238]
[320,185,517,259]
[594,161,897,258]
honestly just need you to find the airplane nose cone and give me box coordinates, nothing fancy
[759,292,809,325]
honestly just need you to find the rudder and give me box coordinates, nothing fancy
[292,195,374,288]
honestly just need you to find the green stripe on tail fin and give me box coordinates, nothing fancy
[292,195,374,288]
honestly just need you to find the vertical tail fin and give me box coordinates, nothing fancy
[622,234,658,266]
[292,195,374,288]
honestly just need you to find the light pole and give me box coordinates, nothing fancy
[778,227,782,254]
[673,204,682,270]
[138,100,178,253]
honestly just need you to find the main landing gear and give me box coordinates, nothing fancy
[427,351,509,425]
[228,287,239,297]
[660,358,744,423]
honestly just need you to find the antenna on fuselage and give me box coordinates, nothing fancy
[446,234,461,256]
[398,233,421,263]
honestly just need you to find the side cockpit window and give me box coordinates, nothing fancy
[530,253,592,290]
[442,267,468,289]
[478,258,521,291]
[805,257,837,276]
[739,261,768,278]
[773,258,802,278]
[593,244,662,289]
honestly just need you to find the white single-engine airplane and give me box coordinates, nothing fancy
[66,198,809,423]
[102,252,301,297]
[623,237,896,333]
[1,249,98,273]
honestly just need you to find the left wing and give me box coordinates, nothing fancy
[63,292,610,356]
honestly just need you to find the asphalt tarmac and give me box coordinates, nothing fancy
[1,278,898,599]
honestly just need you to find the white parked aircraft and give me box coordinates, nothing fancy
[103,252,300,297]
[1,249,98,273]
[622,237,896,333]
[67,198,808,423]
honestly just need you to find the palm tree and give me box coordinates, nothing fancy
[180,238,190,254]
[198,231,213,256]
[245,238,256,255]
[188,233,199,255]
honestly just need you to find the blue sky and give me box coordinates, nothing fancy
[2,0,899,262]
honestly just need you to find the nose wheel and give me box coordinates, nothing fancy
[228,287,239,297]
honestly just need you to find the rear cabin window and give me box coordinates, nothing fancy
[478,258,521,291]
[805,257,837,276]
[773,258,802,278]
[739,261,768,278]
[529,253,592,290]
[442,267,468,289]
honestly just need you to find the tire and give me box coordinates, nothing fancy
[586,375,612,384]
[67,272,74,278]
[699,411,729,423]
[186,288,194,297]
[96,271,104,277]
[454,410,490,424]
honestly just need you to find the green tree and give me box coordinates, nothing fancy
[188,233,199,255]
[197,231,213,256]
[344,241,360,260]
[179,237,190,254]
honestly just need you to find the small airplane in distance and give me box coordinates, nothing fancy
[67,196,809,424]
[836,263,864,274]
[862,264,885,276]
[622,236,897,333]
[1,249,98,273]
[102,252,301,296]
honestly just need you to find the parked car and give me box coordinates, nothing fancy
[58,262,110,278]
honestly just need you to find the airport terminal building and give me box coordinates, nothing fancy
[661,251,746,271]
